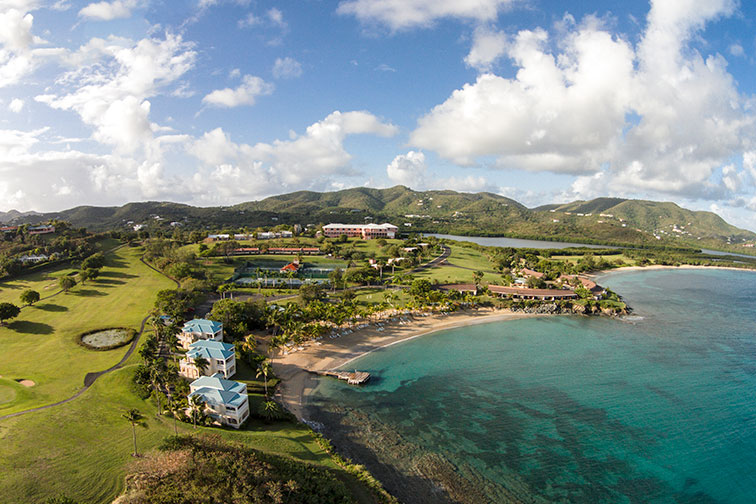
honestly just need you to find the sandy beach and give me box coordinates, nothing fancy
[271,308,541,420]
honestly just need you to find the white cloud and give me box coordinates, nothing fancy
[187,111,397,203]
[465,25,508,71]
[337,0,513,31]
[375,63,396,72]
[387,150,426,187]
[267,7,285,28]
[36,33,196,153]
[8,97,23,112]
[202,74,273,107]
[78,0,138,21]
[412,0,756,204]
[0,6,38,87]
[272,57,302,79]
[729,43,744,57]
[237,12,260,28]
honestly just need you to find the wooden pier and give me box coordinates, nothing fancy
[309,369,370,385]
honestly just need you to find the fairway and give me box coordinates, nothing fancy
[0,245,175,414]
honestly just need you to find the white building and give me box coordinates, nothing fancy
[189,374,249,429]
[322,223,398,239]
[178,319,223,350]
[179,340,237,379]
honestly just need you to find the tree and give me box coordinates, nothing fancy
[299,283,324,304]
[192,355,210,377]
[188,395,205,429]
[122,409,146,457]
[78,269,90,284]
[526,276,547,289]
[257,359,273,399]
[20,289,40,306]
[472,271,484,291]
[328,267,344,292]
[59,276,75,292]
[166,396,184,435]
[85,268,100,281]
[0,303,21,326]
[409,278,433,298]
[81,252,105,270]
[261,400,281,422]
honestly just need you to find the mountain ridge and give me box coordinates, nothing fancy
[2,186,753,252]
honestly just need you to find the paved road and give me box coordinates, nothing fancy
[0,252,174,421]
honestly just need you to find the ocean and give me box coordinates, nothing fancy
[307,268,756,503]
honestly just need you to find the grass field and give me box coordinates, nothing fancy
[413,245,502,284]
[0,356,351,503]
[0,245,174,414]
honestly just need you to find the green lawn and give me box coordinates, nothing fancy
[0,358,348,503]
[0,245,174,414]
[412,245,502,284]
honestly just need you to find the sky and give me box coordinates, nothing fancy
[2,0,756,230]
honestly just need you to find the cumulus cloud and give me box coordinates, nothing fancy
[78,0,139,21]
[0,5,40,87]
[202,74,273,107]
[272,57,302,79]
[412,0,756,204]
[337,0,513,31]
[465,25,508,71]
[8,97,23,112]
[36,33,196,154]
[187,110,397,203]
[387,151,426,187]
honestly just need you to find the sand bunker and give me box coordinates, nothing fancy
[17,379,35,387]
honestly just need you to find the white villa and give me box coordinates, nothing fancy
[179,340,237,379]
[322,223,398,239]
[189,373,249,429]
[178,319,223,350]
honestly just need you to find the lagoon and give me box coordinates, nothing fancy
[427,233,612,249]
[308,268,756,503]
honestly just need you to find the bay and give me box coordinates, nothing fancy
[308,268,756,503]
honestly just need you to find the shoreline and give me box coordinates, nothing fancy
[271,308,542,421]
[593,263,756,278]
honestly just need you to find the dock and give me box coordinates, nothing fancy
[309,369,370,385]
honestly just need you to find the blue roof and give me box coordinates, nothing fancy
[183,319,223,334]
[190,387,247,408]
[190,373,246,394]
[187,340,235,360]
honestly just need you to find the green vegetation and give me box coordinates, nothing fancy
[0,245,174,414]
[117,434,356,503]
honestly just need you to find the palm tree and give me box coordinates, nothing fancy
[166,397,184,435]
[122,409,145,457]
[192,355,210,377]
[148,365,166,414]
[257,359,273,399]
[188,395,205,429]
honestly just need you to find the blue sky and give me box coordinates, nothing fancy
[2,0,756,231]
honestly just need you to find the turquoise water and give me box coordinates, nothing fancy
[308,269,756,503]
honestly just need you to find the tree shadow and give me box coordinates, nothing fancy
[93,278,125,286]
[7,320,54,334]
[36,303,68,312]
[73,289,108,297]
[98,270,137,279]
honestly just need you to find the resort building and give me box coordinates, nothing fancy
[28,225,55,235]
[179,319,224,350]
[179,340,237,379]
[188,374,249,429]
[322,223,398,239]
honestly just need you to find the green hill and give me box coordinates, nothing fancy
[2,187,754,252]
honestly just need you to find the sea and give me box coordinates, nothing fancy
[307,268,756,503]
